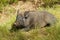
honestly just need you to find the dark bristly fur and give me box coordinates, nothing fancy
[11,10,56,31]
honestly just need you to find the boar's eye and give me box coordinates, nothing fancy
[24,11,29,19]
[24,14,29,19]
[25,16,28,19]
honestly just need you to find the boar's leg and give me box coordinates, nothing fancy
[40,21,47,28]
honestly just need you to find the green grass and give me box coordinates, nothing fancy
[0,5,60,40]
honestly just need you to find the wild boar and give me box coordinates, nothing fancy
[11,10,56,31]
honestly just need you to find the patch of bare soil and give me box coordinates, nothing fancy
[11,1,38,12]
[0,5,16,24]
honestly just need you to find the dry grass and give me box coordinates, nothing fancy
[0,2,60,40]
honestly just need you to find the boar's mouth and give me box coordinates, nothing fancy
[10,25,26,32]
[13,25,26,29]
[19,25,26,29]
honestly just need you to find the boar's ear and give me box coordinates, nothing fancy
[16,10,22,18]
[17,10,20,14]
[17,10,21,15]
[24,11,30,17]
[24,11,29,14]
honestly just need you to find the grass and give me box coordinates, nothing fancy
[0,4,60,40]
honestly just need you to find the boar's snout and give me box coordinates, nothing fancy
[13,22,19,27]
